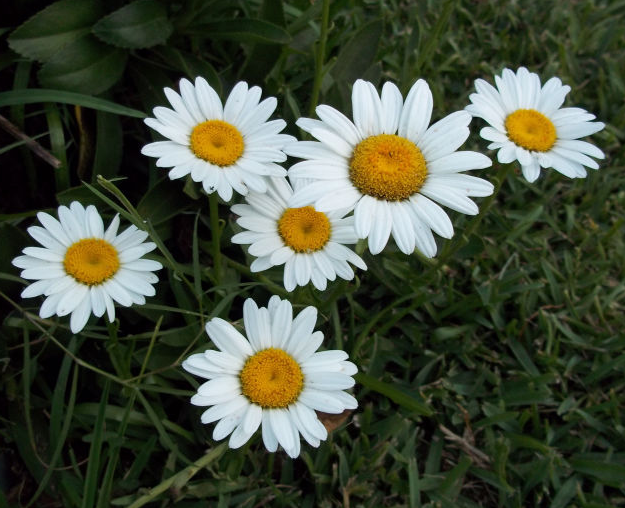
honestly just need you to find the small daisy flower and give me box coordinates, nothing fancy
[141,77,296,201]
[285,79,494,256]
[465,66,606,182]
[182,296,358,458]
[231,177,366,292]
[13,202,163,333]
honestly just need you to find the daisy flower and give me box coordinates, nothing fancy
[13,202,163,333]
[465,66,605,182]
[182,296,358,458]
[141,77,295,201]
[231,177,366,292]
[285,79,494,256]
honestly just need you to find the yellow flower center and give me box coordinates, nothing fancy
[190,120,245,166]
[278,206,331,253]
[505,109,557,152]
[63,238,120,285]
[349,134,427,201]
[239,348,304,408]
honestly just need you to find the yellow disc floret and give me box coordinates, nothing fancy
[278,206,331,253]
[239,348,304,408]
[349,134,427,201]
[505,109,557,152]
[64,238,120,285]
[190,120,245,166]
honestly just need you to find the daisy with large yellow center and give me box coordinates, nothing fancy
[231,177,366,292]
[182,296,358,458]
[466,67,605,182]
[142,78,295,201]
[286,78,494,256]
[13,202,163,333]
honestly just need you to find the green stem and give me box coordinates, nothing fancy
[308,0,331,117]
[127,443,228,508]
[209,192,222,285]
[223,256,292,299]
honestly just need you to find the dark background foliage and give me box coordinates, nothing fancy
[1,0,624,506]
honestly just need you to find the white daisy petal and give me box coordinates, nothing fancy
[22,247,63,262]
[352,79,376,138]
[163,87,196,127]
[380,81,403,134]
[298,389,345,413]
[555,139,604,159]
[26,226,67,253]
[212,406,246,441]
[261,411,279,452]
[315,105,361,146]
[521,159,541,182]
[410,194,454,239]
[205,318,254,358]
[288,406,320,447]
[390,203,416,254]
[200,396,248,424]
[556,121,605,140]
[37,211,72,246]
[398,79,433,143]
[195,76,223,119]
[367,200,392,254]
[179,78,205,124]
[420,182,479,215]
[69,296,92,333]
[21,279,54,298]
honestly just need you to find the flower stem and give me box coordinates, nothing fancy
[308,0,331,117]
[208,192,222,285]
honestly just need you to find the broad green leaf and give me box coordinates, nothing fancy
[185,18,291,45]
[241,0,286,82]
[355,373,433,416]
[570,457,625,488]
[8,0,104,62]
[92,110,123,180]
[137,177,192,226]
[38,35,127,95]
[152,47,221,95]
[331,18,383,84]
[92,0,173,49]
[0,90,145,117]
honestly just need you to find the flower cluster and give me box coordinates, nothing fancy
[13,67,605,457]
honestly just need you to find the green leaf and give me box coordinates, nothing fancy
[38,35,128,95]
[92,0,173,49]
[152,47,221,95]
[0,89,146,117]
[331,18,383,84]
[136,177,192,226]
[185,18,291,45]
[355,373,433,416]
[92,110,123,180]
[570,457,625,488]
[8,0,104,62]
[241,0,286,82]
